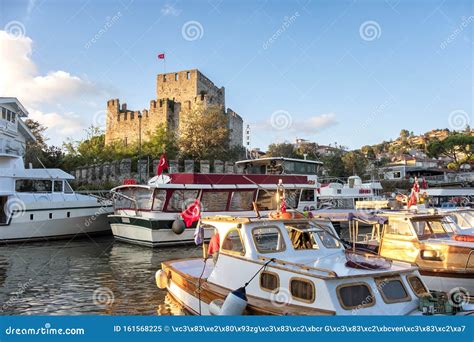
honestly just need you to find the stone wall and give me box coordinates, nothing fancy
[73,159,241,187]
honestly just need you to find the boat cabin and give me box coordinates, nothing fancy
[182,216,426,315]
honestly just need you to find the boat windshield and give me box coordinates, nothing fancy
[410,218,456,239]
[449,212,474,229]
[285,222,341,250]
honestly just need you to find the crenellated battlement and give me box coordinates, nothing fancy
[105,69,242,147]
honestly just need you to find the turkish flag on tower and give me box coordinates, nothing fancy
[157,53,165,59]
[157,154,169,176]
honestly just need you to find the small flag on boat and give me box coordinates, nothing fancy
[421,177,427,190]
[157,154,169,176]
[157,53,165,59]
[194,222,204,245]
[181,199,201,228]
[280,199,287,213]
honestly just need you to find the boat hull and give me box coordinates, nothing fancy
[0,205,112,242]
[420,271,474,301]
[110,217,212,247]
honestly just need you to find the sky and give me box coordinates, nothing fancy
[0,0,473,150]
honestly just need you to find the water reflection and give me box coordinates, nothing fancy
[0,236,201,315]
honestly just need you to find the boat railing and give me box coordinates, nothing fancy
[76,190,112,201]
[258,256,338,277]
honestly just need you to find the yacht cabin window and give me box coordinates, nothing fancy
[53,181,63,192]
[316,231,341,248]
[406,276,428,297]
[385,220,413,236]
[252,226,286,253]
[375,277,411,304]
[166,190,199,212]
[64,181,74,194]
[135,189,153,210]
[290,278,315,303]
[259,271,279,292]
[284,189,301,209]
[256,190,277,210]
[152,190,167,211]
[410,218,453,239]
[337,283,375,310]
[287,226,319,250]
[300,189,315,202]
[201,191,229,212]
[221,228,245,255]
[15,179,52,193]
[229,191,255,211]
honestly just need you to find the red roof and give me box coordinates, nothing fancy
[169,173,309,185]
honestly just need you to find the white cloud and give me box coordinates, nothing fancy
[300,113,338,133]
[0,30,109,143]
[161,4,181,16]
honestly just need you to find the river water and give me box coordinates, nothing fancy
[0,235,201,315]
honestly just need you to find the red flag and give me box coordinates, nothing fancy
[421,177,427,190]
[280,199,287,213]
[181,199,201,227]
[158,53,165,59]
[157,154,169,176]
[407,191,417,208]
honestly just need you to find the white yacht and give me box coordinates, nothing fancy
[0,97,112,242]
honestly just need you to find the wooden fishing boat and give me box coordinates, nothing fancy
[156,216,433,315]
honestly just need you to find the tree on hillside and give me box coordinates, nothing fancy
[295,142,320,160]
[342,150,368,176]
[266,142,298,158]
[178,106,237,161]
[426,134,474,170]
[23,119,65,168]
[320,149,346,177]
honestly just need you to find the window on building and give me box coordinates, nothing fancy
[201,191,229,212]
[229,191,255,211]
[175,73,178,81]
[186,71,191,79]
[290,278,315,303]
[163,74,167,82]
[337,283,375,310]
[375,277,410,303]
[260,271,279,292]
[166,190,199,212]
[252,226,286,253]
[221,228,245,255]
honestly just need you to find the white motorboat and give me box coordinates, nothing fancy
[156,216,437,315]
[0,97,112,242]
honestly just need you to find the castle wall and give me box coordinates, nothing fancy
[106,69,242,148]
[227,108,243,147]
[105,98,178,146]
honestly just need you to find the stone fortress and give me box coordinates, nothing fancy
[105,69,243,148]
